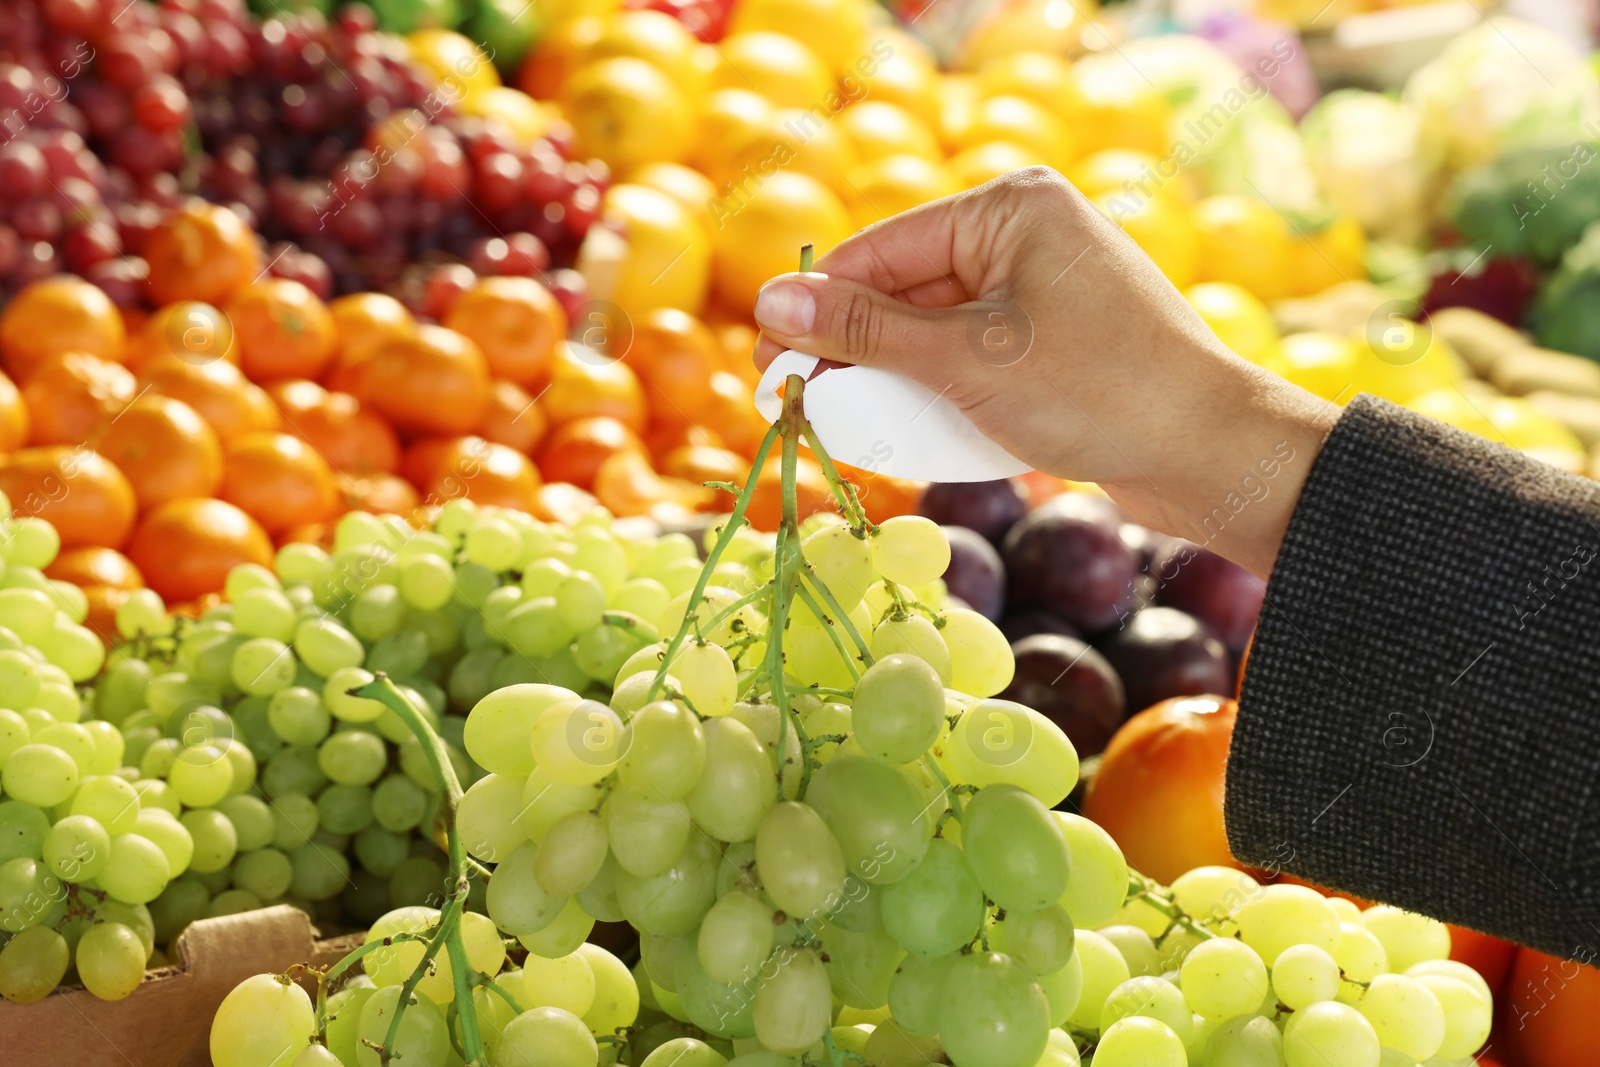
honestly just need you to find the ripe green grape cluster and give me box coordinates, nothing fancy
[1067,868,1495,1067]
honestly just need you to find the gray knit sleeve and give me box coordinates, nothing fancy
[1227,394,1600,958]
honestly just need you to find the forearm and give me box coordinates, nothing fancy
[1226,395,1600,956]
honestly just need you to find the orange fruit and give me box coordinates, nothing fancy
[129,301,237,374]
[645,420,724,459]
[271,379,401,476]
[1287,215,1366,299]
[562,56,693,171]
[593,448,714,522]
[660,443,743,486]
[947,140,1039,189]
[219,431,340,534]
[860,45,941,129]
[356,324,491,438]
[415,436,542,512]
[538,416,644,490]
[479,379,548,456]
[0,276,127,380]
[141,355,281,442]
[626,162,720,236]
[443,276,567,388]
[957,0,1089,70]
[626,308,722,416]
[0,370,27,451]
[707,32,832,109]
[81,586,132,645]
[585,10,705,93]
[225,279,339,382]
[542,347,648,432]
[329,292,417,381]
[0,446,137,548]
[744,452,831,530]
[696,371,768,458]
[21,352,137,446]
[531,481,602,525]
[44,546,144,590]
[975,52,1084,123]
[93,395,224,509]
[514,15,605,100]
[711,171,851,313]
[946,94,1074,169]
[125,497,274,603]
[339,471,420,516]
[144,203,263,307]
[689,89,776,182]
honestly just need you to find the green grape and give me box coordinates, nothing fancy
[555,571,607,631]
[317,730,386,787]
[140,737,180,780]
[532,699,626,785]
[803,523,874,602]
[228,846,288,900]
[877,837,982,956]
[116,589,172,640]
[696,890,774,986]
[460,909,507,977]
[1283,1000,1381,1067]
[230,637,297,697]
[94,658,151,725]
[672,642,737,719]
[803,756,930,885]
[521,896,596,959]
[270,794,320,851]
[38,617,105,682]
[209,973,315,1067]
[753,947,831,1055]
[182,809,239,873]
[372,774,430,833]
[887,951,955,1036]
[1273,943,1342,1010]
[657,556,703,596]
[459,773,528,864]
[1203,1014,1282,1067]
[76,921,146,1001]
[611,577,670,622]
[1360,905,1450,972]
[634,532,697,575]
[0,708,26,764]
[1100,976,1193,1043]
[1094,1016,1186,1067]
[262,745,326,799]
[573,528,627,592]
[996,904,1076,976]
[603,785,690,879]
[486,841,568,937]
[0,924,69,1003]
[492,1006,597,1067]
[232,587,296,642]
[70,774,140,834]
[365,628,430,678]
[146,879,207,948]
[464,516,522,571]
[0,590,53,644]
[222,739,257,797]
[680,715,779,844]
[1,743,79,806]
[452,560,498,609]
[820,922,903,1008]
[1356,973,1445,1060]
[639,1037,726,1067]
[942,608,1014,697]
[576,854,623,924]
[0,800,49,864]
[617,700,705,800]
[1035,954,1082,1029]
[947,700,1078,807]
[871,612,952,682]
[1334,921,1390,998]
[483,585,526,635]
[533,810,610,895]
[224,562,279,600]
[207,887,261,916]
[42,814,110,882]
[615,832,718,936]
[448,647,504,711]
[398,554,455,612]
[324,666,386,723]
[169,745,236,807]
[851,653,944,764]
[98,833,169,904]
[6,516,58,568]
[754,801,844,920]
[353,825,409,878]
[132,809,193,877]
[1068,929,1132,1032]
[939,951,1050,1067]
[323,984,378,1067]
[572,618,652,685]
[318,784,375,835]
[266,687,330,746]
[78,721,123,776]
[961,784,1069,911]
[32,680,82,723]
[363,907,448,994]
[870,517,948,586]
[1236,884,1341,966]
[1179,937,1269,1020]
[357,985,450,1067]
[504,597,577,659]
[514,769,602,843]
[1411,973,1491,1058]
[293,618,365,677]
[465,683,579,777]
[35,724,95,777]
[349,584,406,643]
[289,841,350,901]
[1170,864,1260,927]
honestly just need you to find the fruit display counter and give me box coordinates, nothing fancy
[0,0,1596,1065]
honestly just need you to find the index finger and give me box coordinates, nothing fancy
[814,192,962,294]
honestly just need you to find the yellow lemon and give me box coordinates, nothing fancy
[727,0,867,76]
[841,154,961,227]
[772,109,859,193]
[1185,282,1278,364]
[602,184,711,315]
[562,57,694,171]
[936,73,982,152]
[945,94,1074,170]
[1066,149,1194,205]
[1194,195,1293,302]
[540,0,623,25]
[626,162,720,235]
[515,16,606,99]
[837,101,942,163]
[975,51,1085,125]
[407,29,500,104]
[712,172,852,313]
[708,32,834,110]
[1262,332,1360,403]
[1487,397,1586,470]
[463,87,557,144]
[1351,318,1466,403]
[859,46,941,128]
[957,0,1093,71]
[1073,57,1171,156]
[1098,192,1197,289]
[586,10,706,101]
[1286,215,1367,299]
[1404,388,1500,438]
[688,89,777,186]
[948,141,1039,189]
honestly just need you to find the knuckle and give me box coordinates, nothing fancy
[838,289,881,361]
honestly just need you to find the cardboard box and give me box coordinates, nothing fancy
[5,906,360,1067]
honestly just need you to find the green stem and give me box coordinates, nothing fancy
[695,586,769,638]
[922,754,963,825]
[802,424,875,534]
[647,422,782,704]
[1125,872,1216,942]
[793,582,862,684]
[798,570,874,669]
[767,374,807,803]
[473,972,526,1016]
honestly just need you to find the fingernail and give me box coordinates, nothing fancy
[754,279,816,335]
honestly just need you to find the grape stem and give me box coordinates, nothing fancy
[921,754,964,825]
[1124,871,1216,942]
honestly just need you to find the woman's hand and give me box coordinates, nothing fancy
[751,167,1339,578]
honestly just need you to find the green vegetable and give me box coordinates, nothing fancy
[1446,143,1600,265]
[465,0,542,77]
[371,0,463,33]
[1531,222,1600,360]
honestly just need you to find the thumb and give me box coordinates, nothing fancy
[753,273,965,376]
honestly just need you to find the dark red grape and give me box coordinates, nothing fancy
[1118,523,1172,574]
[1001,496,1140,633]
[203,22,250,78]
[999,634,1126,757]
[0,142,47,200]
[12,200,62,242]
[335,4,377,35]
[1095,607,1233,715]
[563,183,601,238]
[12,239,61,285]
[998,609,1078,645]
[42,0,97,35]
[0,64,35,116]
[498,232,549,276]
[423,262,476,319]
[97,35,161,89]
[1148,540,1265,656]
[114,201,163,255]
[918,479,1028,544]
[62,221,123,271]
[75,81,128,140]
[0,225,19,275]
[942,525,1004,620]
[545,267,587,321]
[132,75,191,132]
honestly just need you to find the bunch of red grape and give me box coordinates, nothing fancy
[0,0,606,308]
